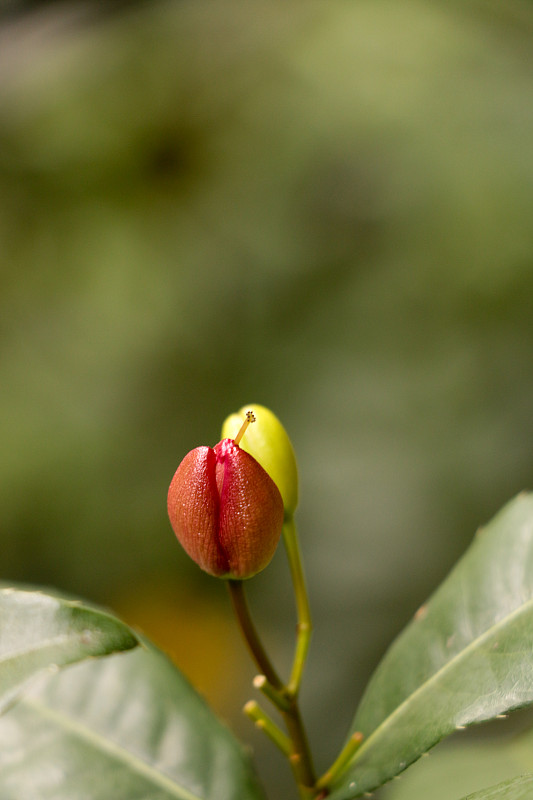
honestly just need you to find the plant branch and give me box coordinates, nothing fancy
[282,697,317,792]
[227,577,317,793]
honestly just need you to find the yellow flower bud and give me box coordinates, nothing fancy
[221,404,298,516]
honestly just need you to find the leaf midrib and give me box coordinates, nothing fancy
[0,634,77,666]
[21,694,204,800]
[348,594,533,773]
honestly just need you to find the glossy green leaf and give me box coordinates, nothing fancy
[462,774,533,800]
[0,639,265,800]
[0,586,138,711]
[328,493,533,799]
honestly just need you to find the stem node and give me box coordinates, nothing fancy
[253,674,291,712]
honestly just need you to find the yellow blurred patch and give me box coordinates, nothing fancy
[111,575,248,718]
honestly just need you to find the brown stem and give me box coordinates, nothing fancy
[282,698,317,791]
[227,580,283,690]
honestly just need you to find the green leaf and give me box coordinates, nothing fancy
[0,639,266,800]
[0,586,138,711]
[328,493,533,799]
[461,774,533,800]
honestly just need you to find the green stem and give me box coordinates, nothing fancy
[283,516,313,696]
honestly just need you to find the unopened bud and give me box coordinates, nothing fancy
[167,413,284,579]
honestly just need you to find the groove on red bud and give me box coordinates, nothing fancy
[167,427,284,579]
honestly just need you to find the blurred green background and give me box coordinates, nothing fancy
[1,0,533,797]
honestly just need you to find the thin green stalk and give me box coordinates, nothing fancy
[283,516,313,696]
[315,732,364,791]
[244,701,292,757]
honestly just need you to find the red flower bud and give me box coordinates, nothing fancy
[167,417,284,579]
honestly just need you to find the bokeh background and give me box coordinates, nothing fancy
[1,0,533,797]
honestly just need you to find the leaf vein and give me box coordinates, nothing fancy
[21,695,204,800]
[352,595,533,766]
